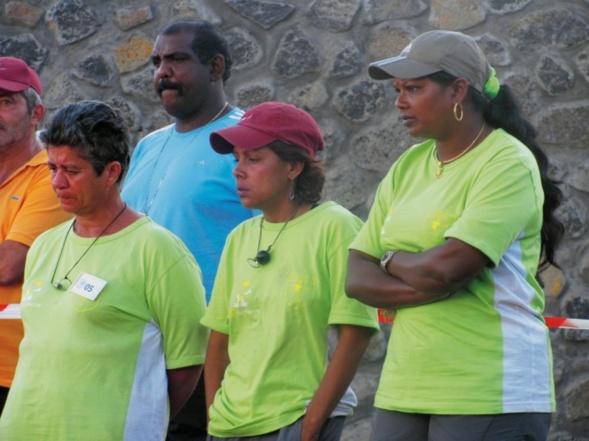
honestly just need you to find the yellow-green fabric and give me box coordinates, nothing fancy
[0,217,209,440]
[203,202,379,437]
[351,129,554,414]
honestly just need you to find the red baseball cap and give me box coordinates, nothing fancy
[0,57,42,96]
[210,101,324,157]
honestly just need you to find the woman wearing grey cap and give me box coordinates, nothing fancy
[346,30,563,440]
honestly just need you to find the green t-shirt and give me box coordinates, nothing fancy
[202,202,379,437]
[351,129,555,414]
[0,217,209,440]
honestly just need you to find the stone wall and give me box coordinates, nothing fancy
[2,0,589,439]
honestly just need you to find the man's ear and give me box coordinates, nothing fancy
[209,54,226,82]
[32,103,46,127]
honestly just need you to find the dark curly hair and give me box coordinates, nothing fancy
[267,140,325,205]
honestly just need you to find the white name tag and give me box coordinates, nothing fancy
[70,272,107,301]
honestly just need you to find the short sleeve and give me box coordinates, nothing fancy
[8,163,71,246]
[147,251,210,369]
[445,151,543,266]
[349,167,396,259]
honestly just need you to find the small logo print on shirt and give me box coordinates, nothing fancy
[11,195,20,201]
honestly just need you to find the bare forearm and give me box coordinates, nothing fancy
[345,250,449,308]
[204,331,230,414]
[0,240,29,286]
[384,239,490,293]
[302,325,373,441]
[167,365,202,420]
[204,361,227,412]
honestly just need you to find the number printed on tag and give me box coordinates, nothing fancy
[70,272,107,301]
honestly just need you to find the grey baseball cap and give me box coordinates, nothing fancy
[368,30,491,93]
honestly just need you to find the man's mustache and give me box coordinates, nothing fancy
[157,80,181,94]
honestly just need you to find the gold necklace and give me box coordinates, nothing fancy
[435,122,486,179]
[208,101,229,125]
[142,102,229,214]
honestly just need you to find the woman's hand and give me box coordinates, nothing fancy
[300,414,323,441]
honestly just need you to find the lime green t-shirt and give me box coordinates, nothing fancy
[202,202,379,437]
[351,129,555,414]
[0,217,209,440]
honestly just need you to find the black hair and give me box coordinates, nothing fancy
[267,140,325,205]
[429,71,564,273]
[160,21,232,83]
[40,100,130,184]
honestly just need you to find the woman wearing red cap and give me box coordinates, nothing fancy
[346,31,563,440]
[202,101,379,441]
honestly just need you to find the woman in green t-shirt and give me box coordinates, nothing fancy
[346,30,564,441]
[202,102,379,441]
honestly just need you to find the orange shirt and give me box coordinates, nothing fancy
[0,149,71,387]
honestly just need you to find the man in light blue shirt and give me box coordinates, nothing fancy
[122,21,255,299]
[122,21,255,441]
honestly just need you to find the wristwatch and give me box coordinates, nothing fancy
[380,250,397,275]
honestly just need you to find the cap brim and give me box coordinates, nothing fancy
[368,56,441,80]
[210,124,277,154]
[0,79,30,93]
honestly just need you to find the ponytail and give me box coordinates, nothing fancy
[478,85,564,272]
[428,71,564,273]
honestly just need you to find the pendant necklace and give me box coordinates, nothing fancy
[247,205,299,268]
[435,122,485,179]
[50,203,127,290]
[142,101,229,214]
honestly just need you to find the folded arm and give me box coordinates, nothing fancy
[383,238,490,294]
[346,249,449,308]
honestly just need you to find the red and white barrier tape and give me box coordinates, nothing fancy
[543,316,589,330]
[1,304,588,330]
[0,304,22,319]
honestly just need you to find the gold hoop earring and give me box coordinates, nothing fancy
[453,103,464,121]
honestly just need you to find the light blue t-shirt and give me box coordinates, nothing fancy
[122,108,256,301]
